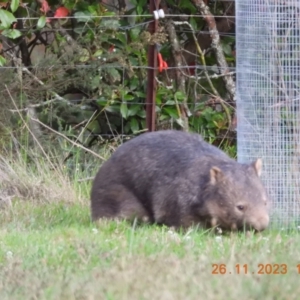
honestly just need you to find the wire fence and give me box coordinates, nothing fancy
[236,0,300,228]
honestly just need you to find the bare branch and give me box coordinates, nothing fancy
[165,20,190,131]
[191,0,236,101]
[173,20,232,127]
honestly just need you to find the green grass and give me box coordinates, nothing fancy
[1,200,300,300]
[0,148,299,300]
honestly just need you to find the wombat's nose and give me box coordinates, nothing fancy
[255,214,270,232]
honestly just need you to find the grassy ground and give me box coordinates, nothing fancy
[1,201,300,300]
[1,154,300,300]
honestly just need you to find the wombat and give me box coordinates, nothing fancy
[90,130,270,232]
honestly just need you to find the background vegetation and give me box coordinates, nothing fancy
[0,0,237,164]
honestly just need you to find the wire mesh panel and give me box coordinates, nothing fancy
[236,0,300,228]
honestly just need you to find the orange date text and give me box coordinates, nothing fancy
[212,264,288,275]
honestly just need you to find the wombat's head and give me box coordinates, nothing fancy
[203,159,270,232]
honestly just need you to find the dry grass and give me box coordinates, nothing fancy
[0,122,119,206]
[0,153,80,206]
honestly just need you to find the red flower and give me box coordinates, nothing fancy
[54,7,69,18]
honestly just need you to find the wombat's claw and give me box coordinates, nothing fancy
[216,227,222,234]
[142,216,150,223]
[211,217,217,227]
[231,223,237,231]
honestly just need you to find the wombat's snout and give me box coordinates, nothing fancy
[249,214,270,232]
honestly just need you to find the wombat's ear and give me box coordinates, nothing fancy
[210,167,224,185]
[251,158,262,177]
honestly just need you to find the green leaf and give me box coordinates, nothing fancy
[101,19,119,30]
[10,0,19,13]
[204,114,212,122]
[92,49,103,58]
[156,96,162,105]
[178,0,196,13]
[158,114,168,121]
[123,94,134,101]
[129,27,141,40]
[137,5,143,15]
[134,91,146,98]
[165,100,175,105]
[116,32,127,45]
[0,55,6,66]
[103,11,116,17]
[74,11,93,23]
[129,78,138,90]
[226,57,235,62]
[104,105,120,113]
[137,109,146,118]
[96,97,108,106]
[105,68,121,82]
[120,103,128,119]
[37,16,46,29]
[221,42,233,56]
[139,0,147,7]
[73,24,86,35]
[130,118,139,133]
[174,91,186,101]
[162,107,178,119]
[222,36,236,44]
[91,75,101,90]
[0,9,16,28]
[88,5,97,15]
[1,29,22,39]
[127,104,141,117]
[79,48,90,62]
[190,17,198,31]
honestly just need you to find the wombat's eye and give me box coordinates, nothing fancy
[237,205,244,211]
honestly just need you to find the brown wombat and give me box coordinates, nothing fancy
[90,130,270,232]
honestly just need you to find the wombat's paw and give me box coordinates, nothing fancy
[215,227,222,235]
[142,216,150,223]
[230,223,237,231]
[210,217,217,228]
[168,226,176,231]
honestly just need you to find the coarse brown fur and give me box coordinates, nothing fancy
[90,130,271,232]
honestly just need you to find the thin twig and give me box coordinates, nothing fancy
[190,0,236,100]
[165,20,190,131]
[64,110,98,161]
[188,71,236,80]
[9,98,69,112]
[77,177,94,182]
[30,117,106,161]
